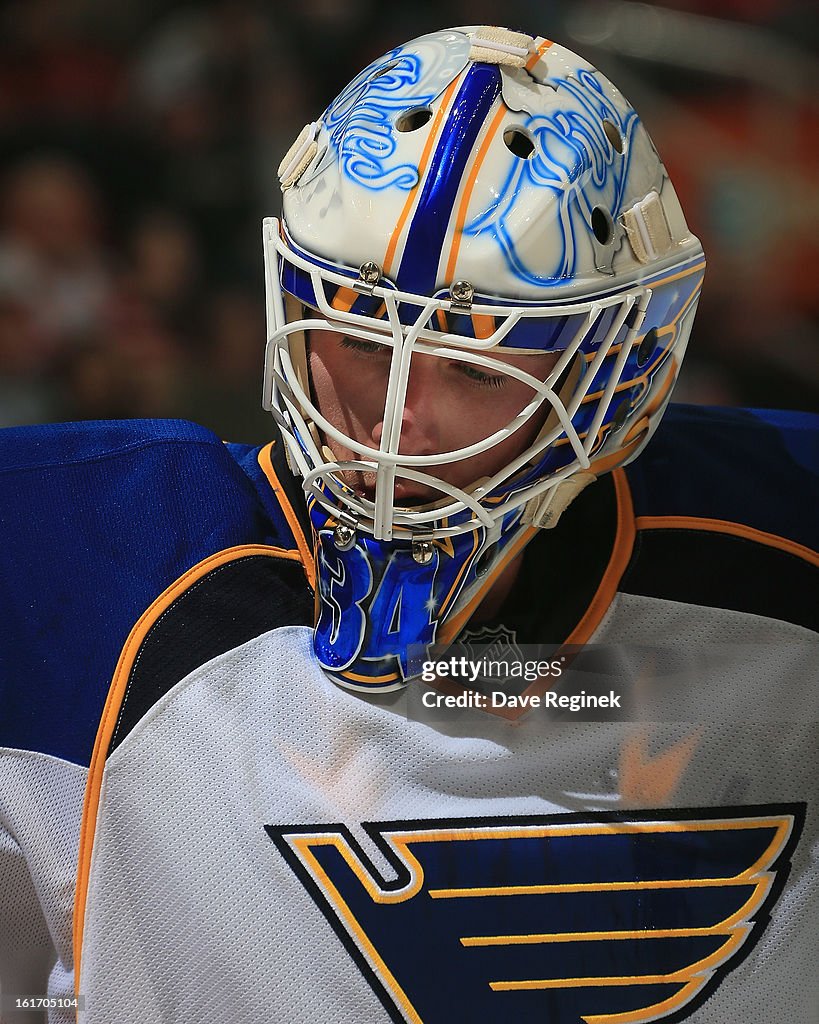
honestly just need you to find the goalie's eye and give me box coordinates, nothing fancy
[453,362,507,389]
[339,336,390,356]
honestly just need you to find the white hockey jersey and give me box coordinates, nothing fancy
[1,407,817,1024]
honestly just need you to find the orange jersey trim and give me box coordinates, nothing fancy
[338,668,403,686]
[565,468,636,644]
[258,441,316,588]
[635,515,819,568]
[437,468,635,651]
[73,544,304,999]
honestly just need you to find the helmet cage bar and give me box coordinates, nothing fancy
[268,218,649,349]
[267,318,641,538]
[263,220,652,541]
[270,331,568,467]
[301,454,592,540]
[304,460,498,532]
[269,343,561,535]
[266,299,631,539]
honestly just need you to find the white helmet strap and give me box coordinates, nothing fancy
[522,470,597,529]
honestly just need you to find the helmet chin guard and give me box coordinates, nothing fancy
[263,25,705,690]
[307,494,530,692]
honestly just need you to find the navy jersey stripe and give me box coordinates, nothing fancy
[622,526,817,631]
[109,553,313,753]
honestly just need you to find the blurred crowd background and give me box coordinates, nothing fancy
[1,0,816,441]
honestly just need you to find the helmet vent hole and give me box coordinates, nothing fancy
[602,119,623,153]
[591,206,614,244]
[372,59,401,80]
[637,327,658,367]
[396,107,432,132]
[503,127,535,159]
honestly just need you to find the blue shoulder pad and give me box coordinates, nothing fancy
[626,405,819,552]
[0,419,298,766]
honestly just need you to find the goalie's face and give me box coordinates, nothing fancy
[308,328,559,505]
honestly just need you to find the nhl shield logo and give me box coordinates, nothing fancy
[457,623,525,668]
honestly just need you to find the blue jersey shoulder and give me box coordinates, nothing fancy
[625,404,819,552]
[0,419,298,767]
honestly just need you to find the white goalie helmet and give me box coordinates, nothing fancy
[262,25,705,690]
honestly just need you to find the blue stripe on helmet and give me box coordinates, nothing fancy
[396,63,502,297]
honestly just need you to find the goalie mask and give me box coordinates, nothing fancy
[262,26,705,692]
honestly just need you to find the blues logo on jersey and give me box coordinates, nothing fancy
[267,805,803,1024]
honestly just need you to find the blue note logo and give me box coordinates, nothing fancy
[267,806,803,1023]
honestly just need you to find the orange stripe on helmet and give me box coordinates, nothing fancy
[331,286,360,314]
[383,75,463,277]
[471,313,496,339]
[525,37,553,71]
[443,101,507,286]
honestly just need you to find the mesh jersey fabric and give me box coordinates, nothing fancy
[0,751,85,1024]
[79,623,817,1023]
